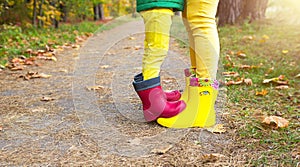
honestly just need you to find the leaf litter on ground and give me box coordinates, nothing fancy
[86,85,105,91]
[19,72,52,80]
[205,124,227,134]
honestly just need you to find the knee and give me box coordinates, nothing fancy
[186,13,216,28]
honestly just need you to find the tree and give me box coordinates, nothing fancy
[93,2,104,20]
[32,0,37,26]
[217,0,269,26]
[38,0,45,27]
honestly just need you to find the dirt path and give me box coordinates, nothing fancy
[0,18,234,166]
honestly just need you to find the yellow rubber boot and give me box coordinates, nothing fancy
[193,79,218,127]
[157,78,218,128]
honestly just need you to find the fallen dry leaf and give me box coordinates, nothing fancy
[10,65,24,71]
[20,72,51,80]
[226,80,243,86]
[11,57,23,64]
[256,89,268,96]
[226,78,252,86]
[59,69,68,73]
[31,73,52,79]
[37,49,46,54]
[38,56,57,61]
[134,45,142,50]
[295,73,300,78]
[206,124,226,133]
[275,85,289,90]
[123,46,131,49]
[239,64,251,69]
[151,145,173,155]
[291,145,300,159]
[41,96,55,101]
[222,71,239,77]
[225,54,233,63]
[262,35,270,40]
[275,111,284,116]
[26,48,33,54]
[239,64,260,69]
[263,75,288,85]
[86,85,104,91]
[201,153,226,163]
[76,36,85,43]
[262,116,289,129]
[129,37,136,40]
[24,59,35,65]
[244,78,253,86]
[259,35,270,43]
[236,51,247,58]
[72,44,81,49]
[43,52,55,57]
[242,35,254,41]
[100,65,110,69]
[163,78,175,84]
[227,50,234,55]
[51,56,57,62]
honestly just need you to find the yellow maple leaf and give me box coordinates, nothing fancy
[256,89,268,96]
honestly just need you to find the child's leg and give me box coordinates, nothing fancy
[133,8,186,122]
[156,0,220,128]
[141,8,174,80]
[185,0,219,79]
[182,3,196,70]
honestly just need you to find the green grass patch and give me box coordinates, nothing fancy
[0,21,101,67]
[219,21,300,166]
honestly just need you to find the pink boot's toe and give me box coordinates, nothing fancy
[165,90,181,101]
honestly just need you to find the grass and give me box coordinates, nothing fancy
[0,15,142,68]
[0,21,101,68]
[219,20,299,166]
[169,16,299,165]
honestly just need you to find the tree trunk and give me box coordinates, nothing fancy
[130,0,136,17]
[60,2,67,22]
[38,0,45,27]
[50,0,59,28]
[217,0,244,26]
[32,0,37,27]
[93,4,99,21]
[241,0,268,22]
[98,3,104,20]
[217,0,269,26]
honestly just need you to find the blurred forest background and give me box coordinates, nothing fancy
[0,0,299,28]
[0,0,299,67]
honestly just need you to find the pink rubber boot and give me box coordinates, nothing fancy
[134,73,181,101]
[133,73,186,122]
